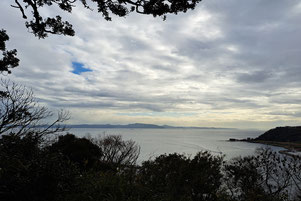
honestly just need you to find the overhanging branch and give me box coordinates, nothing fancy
[11,0,27,19]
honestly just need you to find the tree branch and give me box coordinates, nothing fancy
[11,0,27,19]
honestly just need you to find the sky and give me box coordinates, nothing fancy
[1,0,301,129]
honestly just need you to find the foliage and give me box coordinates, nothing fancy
[0,134,79,201]
[62,170,139,201]
[50,133,141,171]
[137,152,225,201]
[288,154,301,200]
[255,126,301,142]
[1,123,301,201]
[10,0,202,38]
[0,30,19,74]
[49,134,102,170]
[224,148,300,201]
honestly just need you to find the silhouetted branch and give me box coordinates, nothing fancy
[96,135,140,166]
[0,79,69,138]
[9,0,202,38]
[11,0,27,19]
[0,30,19,74]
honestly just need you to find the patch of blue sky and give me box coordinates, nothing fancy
[116,112,196,117]
[71,62,92,75]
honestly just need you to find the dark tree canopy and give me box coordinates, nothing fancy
[0,30,19,74]
[10,0,202,38]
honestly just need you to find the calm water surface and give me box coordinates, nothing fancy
[69,128,285,163]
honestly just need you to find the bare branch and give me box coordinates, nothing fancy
[96,135,140,167]
[11,0,27,19]
[0,79,69,138]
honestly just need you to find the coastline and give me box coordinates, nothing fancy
[252,140,301,157]
[229,138,301,156]
[251,140,301,151]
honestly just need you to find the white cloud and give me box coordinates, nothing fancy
[1,0,301,129]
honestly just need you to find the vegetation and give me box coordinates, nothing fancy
[9,0,202,38]
[254,141,301,153]
[255,127,301,143]
[0,83,300,201]
[230,127,301,152]
[0,30,19,74]
[0,79,68,138]
[253,127,301,152]
[137,152,224,201]
[1,132,301,201]
[224,148,301,201]
[1,1,301,200]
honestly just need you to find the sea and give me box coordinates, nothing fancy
[69,128,285,163]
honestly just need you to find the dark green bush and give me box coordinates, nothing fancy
[137,152,225,201]
[0,134,79,201]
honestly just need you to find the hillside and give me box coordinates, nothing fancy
[255,126,301,142]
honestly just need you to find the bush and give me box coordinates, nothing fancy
[1,130,301,201]
[224,148,300,201]
[0,134,79,201]
[137,152,225,201]
[49,134,102,171]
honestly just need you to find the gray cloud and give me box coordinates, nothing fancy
[235,71,272,83]
[1,0,301,128]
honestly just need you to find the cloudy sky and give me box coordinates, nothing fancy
[1,0,301,129]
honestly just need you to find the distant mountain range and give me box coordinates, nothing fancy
[64,123,233,129]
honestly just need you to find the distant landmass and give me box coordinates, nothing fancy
[65,123,233,129]
[255,126,301,142]
[229,126,301,152]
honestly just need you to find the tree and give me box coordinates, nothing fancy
[10,0,202,39]
[224,148,298,201]
[62,170,139,201]
[0,30,19,74]
[288,154,301,200]
[137,152,225,201]
[0,133,80,201]
[0,79,69,138]
[49,134,140,171]
[96,135,140,167]
[50,134,102,170]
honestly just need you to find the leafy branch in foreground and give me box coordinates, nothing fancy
[0,79,69,138]
[10,0,202,38]
[0,30,19,74]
